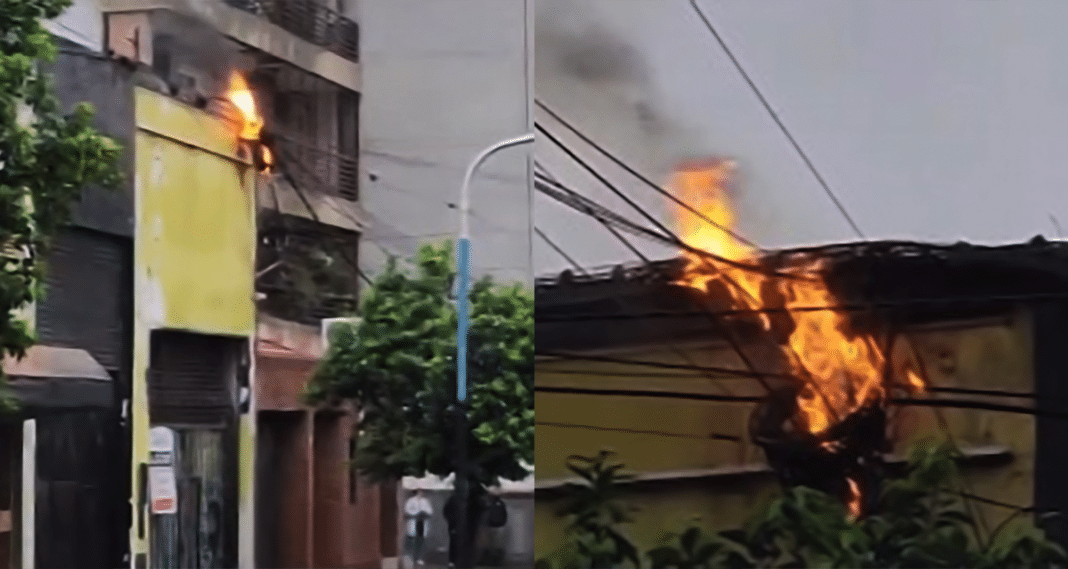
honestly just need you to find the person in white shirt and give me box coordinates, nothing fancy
[404,487,433,568]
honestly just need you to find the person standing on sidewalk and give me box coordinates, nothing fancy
[404,487,434,568]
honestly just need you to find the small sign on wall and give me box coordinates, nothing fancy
[148,426,177,515]
[148,465,177,515]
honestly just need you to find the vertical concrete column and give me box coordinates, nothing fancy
[20,420,34,569]
[303,410,315,569]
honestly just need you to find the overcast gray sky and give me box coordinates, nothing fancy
[534,0,1068,275]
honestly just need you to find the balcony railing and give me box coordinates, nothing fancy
[224,0,360,62]
[273,133,359,202]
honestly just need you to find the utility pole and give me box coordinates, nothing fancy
[455,133,534,568]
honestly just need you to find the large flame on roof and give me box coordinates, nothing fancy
[670,159,924,517]
[226,72,263,141]
[224,71,272,170]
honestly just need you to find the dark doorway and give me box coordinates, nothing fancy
[147,331,244,569]
[35,410,123,569]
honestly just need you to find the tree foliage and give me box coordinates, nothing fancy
[307,242,534,486]
[537,443,1068,569]
[546,451,642,569]
[0,0,121,392]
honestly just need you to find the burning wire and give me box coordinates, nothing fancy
[535,99,762,251]
[687,0,865,238]
[536,290,1068,323]
[535,123,810,283]
[536,161,746,397]
[534,381,1068,421]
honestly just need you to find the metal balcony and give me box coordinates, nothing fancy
[273,133,359,202]
[224,0,360,62]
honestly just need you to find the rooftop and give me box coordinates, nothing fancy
[536,237,1068,353]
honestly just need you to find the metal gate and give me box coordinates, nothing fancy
[147,331,242,569]
[151,430,231,569]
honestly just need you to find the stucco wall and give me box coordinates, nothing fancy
[131,87,258,567]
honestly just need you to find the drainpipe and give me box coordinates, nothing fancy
[455,133,533,569]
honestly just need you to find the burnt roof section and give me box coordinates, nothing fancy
[536,237,1068,353]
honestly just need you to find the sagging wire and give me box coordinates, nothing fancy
[536,160,744,397]
[535,99,761,251]
[536,420,742,443]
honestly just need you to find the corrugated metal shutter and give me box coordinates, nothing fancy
[36,228,129,373]
[148,331,236,427]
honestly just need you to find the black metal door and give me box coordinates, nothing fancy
[151,430,232,569]
[148,331,242,569]
[36,228,129,374]
[35,410,122,569]
[35,227,133,567]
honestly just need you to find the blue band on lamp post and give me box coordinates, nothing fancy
[453,132,532,569]
[456,237,472,401]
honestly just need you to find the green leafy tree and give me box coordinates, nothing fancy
[0,0,121,399]
[535,451,642,569]
[538,443,1068,569]
[306,241,534,487]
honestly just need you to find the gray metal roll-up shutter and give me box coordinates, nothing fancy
[36,227,130,374]
[148,331,238,427]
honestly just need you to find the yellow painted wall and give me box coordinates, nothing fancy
[534,312,1035,557]
[129,87,258,567]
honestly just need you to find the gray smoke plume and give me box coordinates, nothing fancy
[535,0,706,177]
[535,0,651,85]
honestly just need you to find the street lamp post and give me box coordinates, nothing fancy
[454,133,534,568]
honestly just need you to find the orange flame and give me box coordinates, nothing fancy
[846,477,862,520]
[226,72,264,141]
[670,160,925,436]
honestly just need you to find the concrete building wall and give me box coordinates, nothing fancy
[357,0,533,286]
[50,37,136,237]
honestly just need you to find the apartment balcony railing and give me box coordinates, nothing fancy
[273,133,359,202]
[224,0,360,62]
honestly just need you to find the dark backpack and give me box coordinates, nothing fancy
[484,494,507,528]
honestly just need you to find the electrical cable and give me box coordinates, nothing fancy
[688,0,865,238]
[272,144,372,286]
[536,121,810,283]
[537,291,1068,323]
[535,383,1067,420]
[535,137,838,404]
[535,174,678,248]
[534,172,816,285]
[535,161,744,396]
[535,226,587,275]
[535,420,742,442]
[535,99,760,251]
[540,366,1051,401]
